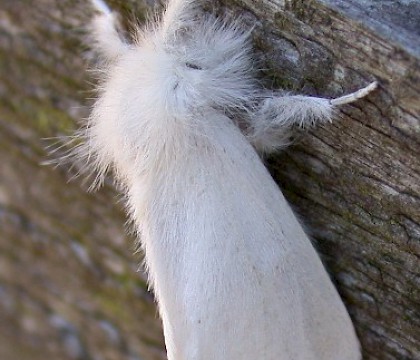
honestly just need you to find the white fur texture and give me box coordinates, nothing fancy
[73,0,377,358]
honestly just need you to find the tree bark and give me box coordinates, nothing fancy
[0,1,418,359]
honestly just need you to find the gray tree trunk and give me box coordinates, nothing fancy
[0,1,418,360]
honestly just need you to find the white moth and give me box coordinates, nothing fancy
[72,0,377,359]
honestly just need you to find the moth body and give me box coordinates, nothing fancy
[71,1,378,358]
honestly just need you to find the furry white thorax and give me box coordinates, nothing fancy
[73,0,377,358]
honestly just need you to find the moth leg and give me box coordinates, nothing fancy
[330,81,377,106]
[89,0,128,61]
[247,82,377,154]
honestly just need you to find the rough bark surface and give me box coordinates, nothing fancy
[0,1,418,360]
